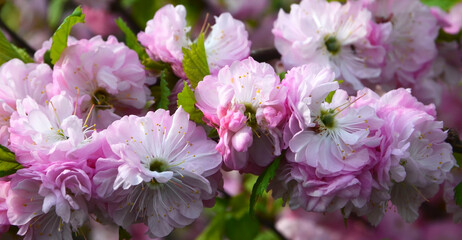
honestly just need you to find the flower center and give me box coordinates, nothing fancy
[92,89,112,110]
[149,159,168,172]
[314,109,337,133]
[324,36,341,55]
[244,103,258,129]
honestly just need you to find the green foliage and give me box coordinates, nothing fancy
[225,210,259,240]
[454,181,462,208]
[177,82,204,124]
[278,72,286,80]
[250,154,283,215]
[455,152,462,168]
[0,1,21,30]
[254,230,281,240]
[11,45,33,63]
[421,0,462,11]
[437,29,462,43]
[128,0,163,29]
[0,145,22,177]
[115,18,149,60]
[50,6,85,64]
[0,31,33,64]
[118,227,131,240]
[182,33,210,89]
[196,204,226,240]
[156,69,172,110]
[325,80,344,103]
[48,0,68,28]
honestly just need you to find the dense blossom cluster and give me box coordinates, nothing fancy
[0,0,460,239]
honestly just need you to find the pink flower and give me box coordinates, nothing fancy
[0,59,52,145]
[271,160,374,213]
[51,36,150,128]
[351,88,455,223]
[9,94,100,166]
[195,57,287,172]
[138,4,251,78]
[366,0,439,88]
[281,64,339,147]
[138,4,191,78]
[92,107,222,238]
[205,13,251,74]
[273,0,384,90]
[7,161,92,240]
[287,88,383,175]
[82,6,119,36]
[0,181,10,234]
[431,3,462,34]
[34,37,78,63]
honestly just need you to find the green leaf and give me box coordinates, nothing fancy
[254,230,281,240]
[249,153,283,215]
[0,31,33,64]
[421,0,462,11]
[0,145,22,177]
[0,1,21,30]
[115,17,149,60]
[130,0,162,29]
[11,45,34,63]
[155,69,172,110]
[437,29,462,43]
[48,0,68,28]
[454,181,462,208]
[182,33,210,89]
[50,6,85,64]
[207,128,219,139]
[118,227,131,240]
[177,81,204,124]
[455,152,462,168]
[196,213,225,240]
[325,80,344,103]
[325,91,335,103]
[225,213,260,240]
[278,72,286,80]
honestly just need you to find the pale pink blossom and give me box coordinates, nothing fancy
[0,59,53,145]
[273,0,384,90]
[138,4,191,78]
[0,181,10,234]
[9,94,100,166]
[51,36,150,128]
[195,57,286,172]
[205,13,251,74]
[366,0,439,88]
[7,161,92,240]
[92,107,222,238]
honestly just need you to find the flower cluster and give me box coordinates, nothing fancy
[0,33,222,239]
[0,0,460,239]
[273,0,439,91]
[270,64,454,224]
